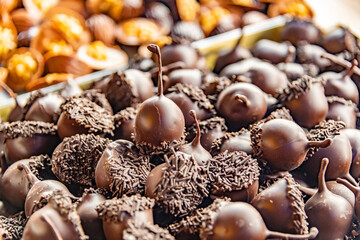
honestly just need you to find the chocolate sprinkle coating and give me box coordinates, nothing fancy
[276,75,325,103]
[28,154,53,180]
[52,134,111,186]
[113,106,138,128]
[96,195,155,223]
[123,220,175,240]
[186,117,227,142]
[0,212,26,240]
[154,151,209,217]
[208,151,260,192]
[80,89,113,113]
[167,83,216,114]
[201,76,232,101]
[210,128,250,155]
[60,97,114,136]
[168,198,230,237]
[305,120,345,159]
[327,96,359,109]
[0,121,57,139]
[106,142,151,197]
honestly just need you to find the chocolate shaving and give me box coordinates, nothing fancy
[52,134,111,186]
[186,117,227,142]
[210,128,250,155]
[305,120,345,160]
[208,151,260,192]
[154,151,209,217]
[61,97,114,136]
[123,220,175,240]
[105,141,151,197]
[0,121,57,139]
[96,195,155,223]
[168,198,230,237]
[0,212,26,240]
[104,71,140,112]
[114,106,138,128]
[276,75,325,103]
[80,89,112,113]
[167,83,216,114]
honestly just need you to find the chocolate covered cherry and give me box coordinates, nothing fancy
[251,119,332,171]
[216,82,267,131]
[342,128,360,180]
[281,19,320,45]
[134,44,185,150]
[251,39,296,64]
[212,202,319,240]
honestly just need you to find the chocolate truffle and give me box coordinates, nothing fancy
[161,44,201,69]
[96,195,155,240]
[326,96,358,129]
[79,89,113,114]
[164,69,203,92]
[113,106,138,141]
[57,97,114,139]
[210,129,252,156]
[51,134,111,186]
[0,121,59,165]
[145,151,209,217]
[342,128,360,181]
[281,19,320,45]
[297,44,331,71]
[251,39,296,64]
[95,139,150,197]
[166,83,215,126]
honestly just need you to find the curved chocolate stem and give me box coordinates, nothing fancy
[147,44,163,97]
[284,42,296,63]
[306,138,332,149]
[298,185,317,196]
[234,94,249,107]
[321,52,360,76]
[266,227,319,239]
[342,59,358,78]
[149,61,186,78]
[189,110,201,147]
[41,215,63,240]
[17,163,40,186]
[344,173,359,187]
[318,158,329,193]
[336,177,360,196]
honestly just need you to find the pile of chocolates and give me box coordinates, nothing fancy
[1,18,360,240]
[0,0,313,92]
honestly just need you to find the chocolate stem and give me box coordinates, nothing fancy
[342,59,358,78]
[41,215,64,240]
[189,110,201,147]
[149,61,186,78]
[321,52,360,76]
[267,227,319,239]
[317,158,329,193]
[147,44,163,97]
[17,163,39,185]
[306,138,332,149]
[284,42,296,63]
[298,185,316,196]
[336,177,360,196]
[343,173,359,187]
[234,94,249,107]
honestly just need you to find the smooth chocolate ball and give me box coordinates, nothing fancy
[281,19,320,45]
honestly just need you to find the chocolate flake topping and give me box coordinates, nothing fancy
[0,121,57,139]
[106,141,151,197]
[154,151,209,217]
[0,212,26,240]
[305,120,345,159]
[276,75,325,103]
[167,83,216,114]
[208,151,260,192]
[61,97,114,135]
[168,198,230,237]
[186,117,227,142]
[114,106,138,128]
[283,174,309,234]
[96,195,155,222]
[52,134,111,186]
[123,220,175,240]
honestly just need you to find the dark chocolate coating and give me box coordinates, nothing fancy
[6,134,60,165]
[77,192,106,240]
[212,180,259,202]
[134,95,185,147]
[281,19,320,45]
[251,39,295,64]
[302,133,352,182]
[216,83,267,131]
[161,44,199,69]
[113,118,135,141]
[321,27,353,54]
[0,159,35,209]
[285,82,328,128]
[326,181,356,207]
[201,125,226,152]
[213,45,252,74]
[326,101,357,129]
[164,69,202,92]
[145,163,165,199]
[277,62,306,81]
[245,61,288,96]
[219,58,260,78]
[57,112,89,140]
[342,129,360,180]
[297,44,331,71]
[25,93,64,123]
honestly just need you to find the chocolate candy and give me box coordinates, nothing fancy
[51,134,111,186]
[164,68,203,92]
[210,129,252,156]
[281,19,320,45]
[251,39,296,64]
[113,106,138,141]
[326,96,357,129]
[57,97,114,139]
[123,220,175,240]
[342,128,360,181]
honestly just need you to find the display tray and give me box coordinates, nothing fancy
[0,15,287,121]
